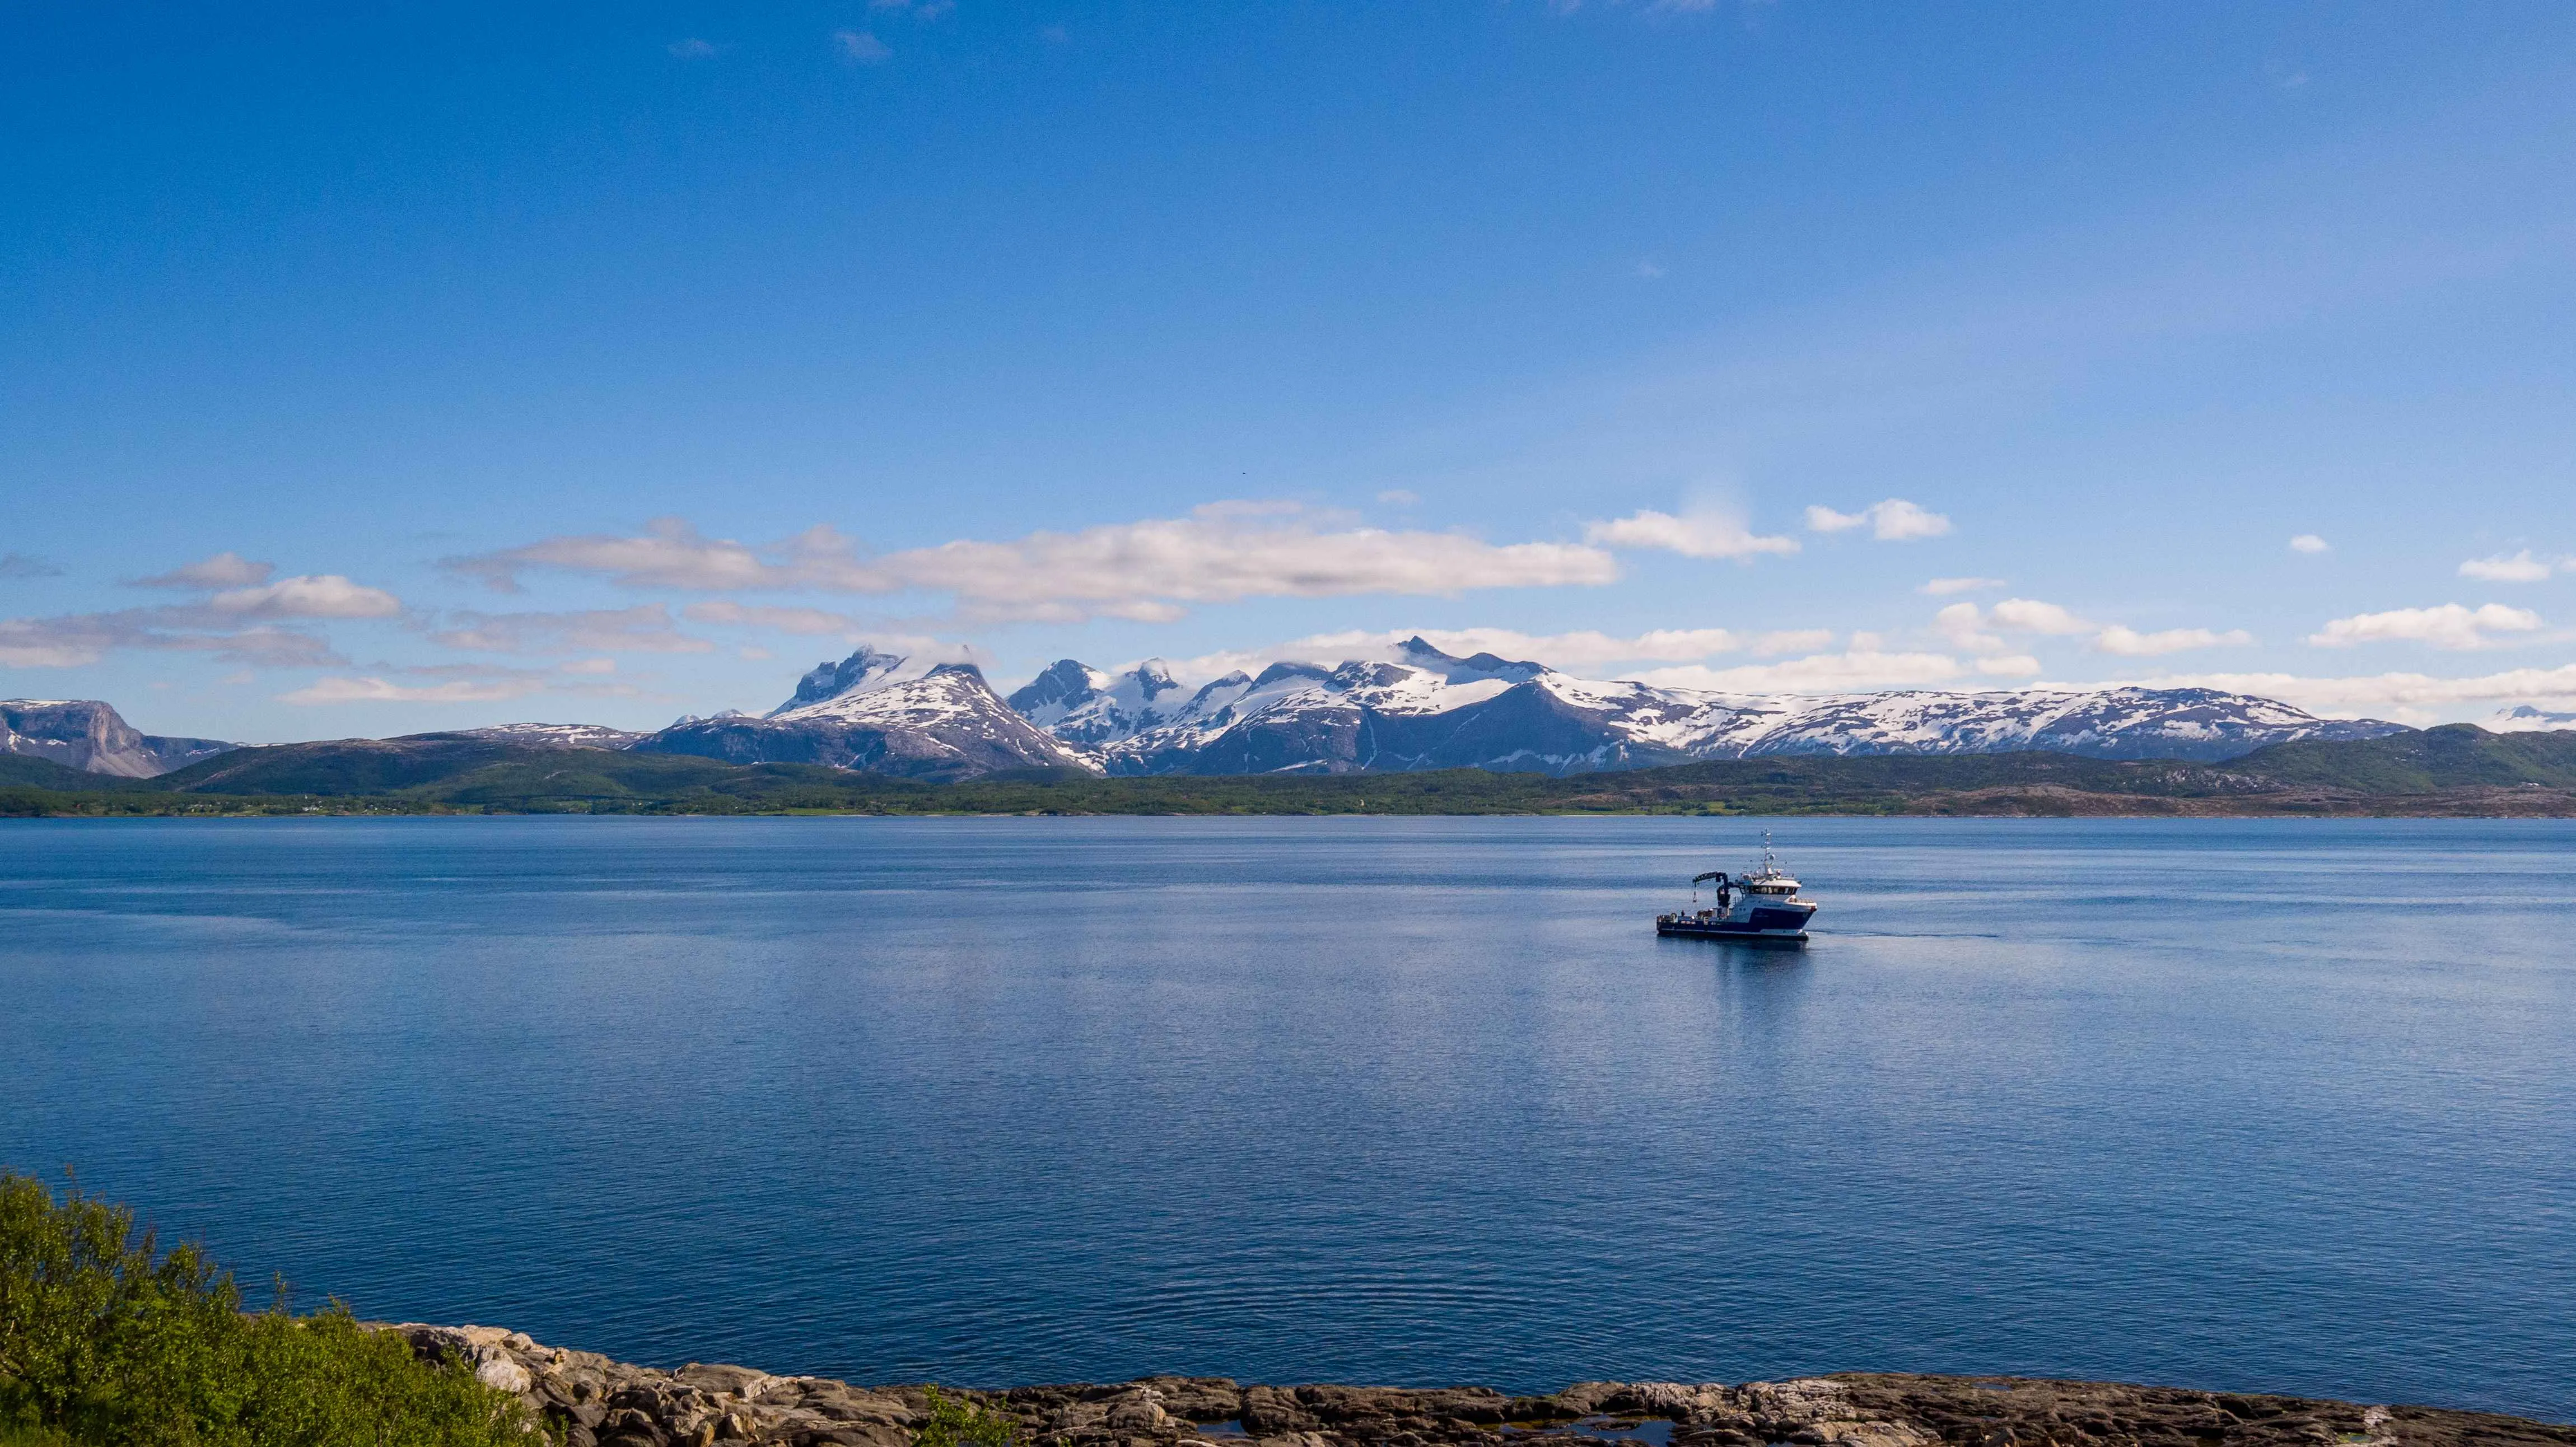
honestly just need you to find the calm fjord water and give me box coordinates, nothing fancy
[2,818,2572,1418]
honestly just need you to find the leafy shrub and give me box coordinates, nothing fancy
[914,1387,1019,1447]
[0,1172,536,1446]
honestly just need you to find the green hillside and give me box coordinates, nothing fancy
[150,737,542,795]
[6,726,2575,818]
[2231,724,2576,792]
[0,753,137,790]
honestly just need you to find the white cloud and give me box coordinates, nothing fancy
[2120,664,2576,720]
[133,552,277,589]
[1920,576,2004,596]
[445,518,805,592]
[1933,601,2003,652]
[2458,550,2558,582]
[833,29,892,61]
[430,605,713,655]
[206,575,402,620]
[1161,625,1752,680]
[2308,603,2542,650]
[1375,489,1421,506]
[1938,598,2250,657]
[1975,655,2043,676]
[907,509,1617,622]
[0,610,343,669]
[2092,624,2257,656]
[450,507,1621,623]
[1805,498,1952,541]
[1988,598,2093,634]
[1583,508,1798,561]
[2289,534,2331,554]
[1629,650,1968,693]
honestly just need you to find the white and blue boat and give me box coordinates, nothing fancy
[1656,835,1817,942]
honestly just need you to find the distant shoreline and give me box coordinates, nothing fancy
[6,792,2575,819]
[6,724,2574,820]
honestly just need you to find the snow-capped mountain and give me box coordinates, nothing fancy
[1010,638,2409,775]
[432,722,649,749]
[632,647,1093,779]
[2483,704,2576,732]
[1,699,235,777]
[1004,658,1190,744]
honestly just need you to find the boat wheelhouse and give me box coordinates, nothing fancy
[1656,835,1817,942]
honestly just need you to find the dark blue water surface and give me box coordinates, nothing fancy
[3,817,2572,1417]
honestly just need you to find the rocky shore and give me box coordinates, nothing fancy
[393,1326,2572,1447]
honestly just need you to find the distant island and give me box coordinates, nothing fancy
[5,641,2573,818]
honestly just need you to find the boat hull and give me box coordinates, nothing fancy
[1656,919,1809,942]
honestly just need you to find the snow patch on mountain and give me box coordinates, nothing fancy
[633,647,1096,779]
[1005,637,2410,774]
[2484,704,2576,732]
[438,722,648,749]
[1,699,235,777]
[1005,658,1188,744]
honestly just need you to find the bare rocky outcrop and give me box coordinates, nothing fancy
[391,1326,2573,1447]
[0,698,233,777]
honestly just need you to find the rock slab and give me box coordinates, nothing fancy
[391,1327,2573,1447]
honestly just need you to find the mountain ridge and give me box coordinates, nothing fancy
[1001,637,2411,776]
[629,651,1092,780]
[0,699,236,777]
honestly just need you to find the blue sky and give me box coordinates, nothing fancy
[6,1,2575,740]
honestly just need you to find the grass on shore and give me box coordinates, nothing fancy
[0,1173,536,1446]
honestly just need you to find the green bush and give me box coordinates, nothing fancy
[913,1387,1019,1447]
[0,1172,536,1446]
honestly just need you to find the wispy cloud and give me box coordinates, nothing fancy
[429,605,712,655]
[446,506,1622,624]
[666,38,722,59]
[833,29,892,62]
[0,611,344,669]
[1938,598,2252,657]
[1919,576,2004,596]
[205,575,400,620]
[1628,650,1968,693]
[2458,549,2561,582]
[1582,507,1798,561]
[1988,598,2093,635]
[2120,664,2576,722]
[278,676,541,705]
[2289,534,2331,554]
[131,552,274,589]
[2308,603,2542,650]
[0,553,63,580]
[1804,498,1952,541]
[0,558,398,669]
[2093,624,2257,656]
[277,658,646,707]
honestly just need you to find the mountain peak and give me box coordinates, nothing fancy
[1004,659,1109,715]
[775,645,924,715]
[1392,637,1546,683]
